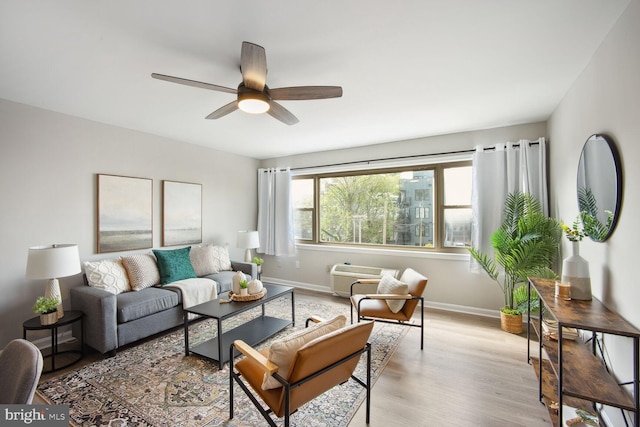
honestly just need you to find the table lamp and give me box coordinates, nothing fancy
[26,244,81,318]
[237,231,260,262]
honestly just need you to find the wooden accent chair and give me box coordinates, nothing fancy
[230,317,374,427]
[350,268,428,349]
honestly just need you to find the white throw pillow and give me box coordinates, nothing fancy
[84,259,131,294]
[261,315,347,390]
[377,274,409,313]
[211,245,232,272]
[189,244,217,276]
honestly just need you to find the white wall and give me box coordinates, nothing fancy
[260,122,547,314]
[0,99,259,348]
[548,0,639,423]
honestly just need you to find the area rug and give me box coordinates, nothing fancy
[37,296,408,427]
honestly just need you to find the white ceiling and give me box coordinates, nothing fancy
[0,1,630,159]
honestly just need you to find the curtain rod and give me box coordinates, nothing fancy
[288,139,541,172]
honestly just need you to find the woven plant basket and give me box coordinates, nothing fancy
[500,311,523,334]
[40,311,58,326]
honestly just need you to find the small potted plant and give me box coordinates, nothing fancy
[33,296,59,325]
[239,279,249,296]
[252,257,264,275]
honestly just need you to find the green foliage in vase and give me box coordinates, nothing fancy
[33,296,59,314]
[578,187,613,241]
[468,192,561,314]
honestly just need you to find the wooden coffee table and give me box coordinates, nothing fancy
[183,283,295,369]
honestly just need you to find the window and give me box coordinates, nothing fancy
[442,166,473,248]
[292,178,314,241]
[293,161,472,252]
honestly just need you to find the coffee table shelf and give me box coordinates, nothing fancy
[184,283,295,369]
[190,316,292,363]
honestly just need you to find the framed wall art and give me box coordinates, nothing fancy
[98,174,153,253]
[162,180,202,246]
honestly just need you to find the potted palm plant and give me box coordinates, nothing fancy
[469,192,561,334]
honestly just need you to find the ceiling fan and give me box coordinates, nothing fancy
[151,41,343,125]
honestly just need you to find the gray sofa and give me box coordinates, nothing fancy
[71,259,255,356]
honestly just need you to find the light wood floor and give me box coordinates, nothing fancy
[344,296,552,426]
[36,289,551,426]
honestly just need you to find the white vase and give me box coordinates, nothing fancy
[561,241,591,300]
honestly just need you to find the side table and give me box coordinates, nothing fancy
[23,310,84,373]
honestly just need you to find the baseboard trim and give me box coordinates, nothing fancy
[29,330,76,351]
[261,276,501,319]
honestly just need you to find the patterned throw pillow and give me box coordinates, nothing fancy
[121,253,161,291]
[153,247,197,285]
[261,315,347,390]
[84,259,131,294]
[377,274,409,313]
[189,245,217,276]
[211,245,232,272]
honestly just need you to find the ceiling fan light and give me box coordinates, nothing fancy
[238,98,270,114]
[238,90,270,114]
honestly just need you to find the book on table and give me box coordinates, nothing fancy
[542,317,579,341]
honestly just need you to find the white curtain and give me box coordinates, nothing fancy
[257,168,296,257]
[470,138,547,271]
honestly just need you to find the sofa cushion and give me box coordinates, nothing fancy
[203,270,248,295]
[153,247,197,285]
[84,259,131,294]
[211,245,232,272]
[116,287,180,323]
[189,244,217,276]
[121,254,161,291]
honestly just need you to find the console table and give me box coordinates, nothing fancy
[527,277,639,426]
[184,283,294,369]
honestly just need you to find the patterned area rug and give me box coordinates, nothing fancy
[37,295,408,427]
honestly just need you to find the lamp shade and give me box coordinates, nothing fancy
[237,231,260,249]
[26,244,81,279]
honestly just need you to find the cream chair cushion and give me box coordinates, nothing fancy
[377,274,409,313]
[261,315,346,390]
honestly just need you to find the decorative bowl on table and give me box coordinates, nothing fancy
[228,288,267,302]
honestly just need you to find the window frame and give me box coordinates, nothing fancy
[292,159,472,253]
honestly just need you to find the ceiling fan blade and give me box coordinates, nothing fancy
[267,101,299,125]
[268,86,343,100]
[151,73,237,94]
[205,101,238,119]
[241,41,267,91]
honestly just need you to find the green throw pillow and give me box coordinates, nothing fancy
[153,247,197,285]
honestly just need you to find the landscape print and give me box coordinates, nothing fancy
[162,180,202,246]
[98,174,153,253]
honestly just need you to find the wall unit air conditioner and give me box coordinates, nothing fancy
[329,264,400,297]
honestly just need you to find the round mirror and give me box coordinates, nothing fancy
[576,134,622,242]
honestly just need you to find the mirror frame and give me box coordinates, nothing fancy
[576,134,623,242]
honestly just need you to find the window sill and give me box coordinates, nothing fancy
[295,243,469,261]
